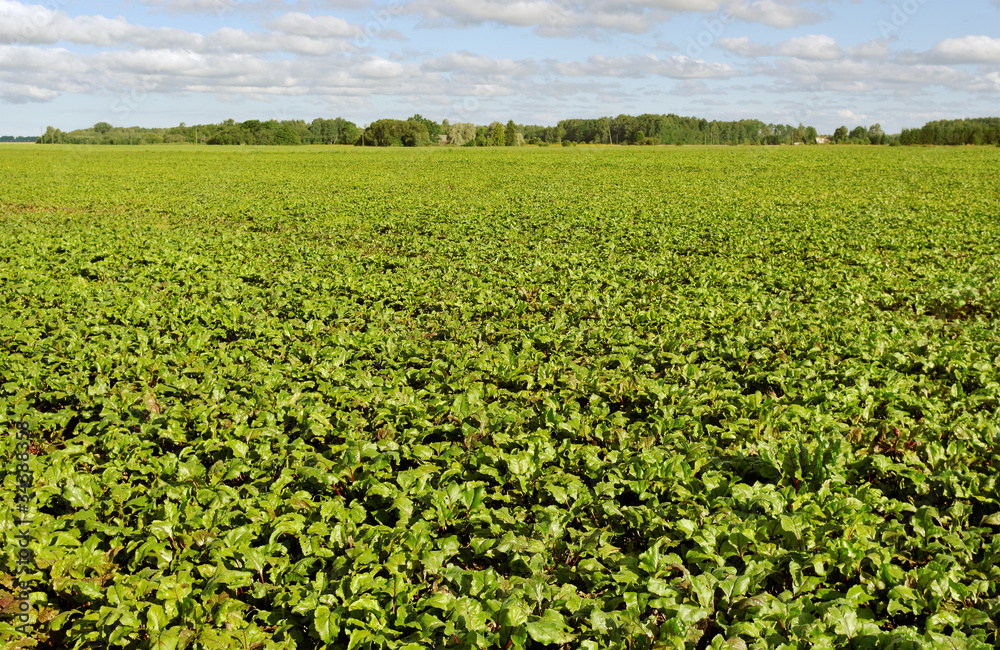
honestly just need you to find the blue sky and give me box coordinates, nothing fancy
[1,0,998,136]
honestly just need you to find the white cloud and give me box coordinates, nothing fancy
[719,36,772,57]
[719,34,842,59]
[0,43,84,73]
[0,0,397,54]
[625,0,723,9]
[267,12,359,38]
[0,1,197,47]
[970,71,1000,91]
[765,58,970,91]
[404,0,725,35]
[211,29,355,55]
[468,83,517,98]
[673,79,714,95]
[925,35,1000,64]
[98,49,275,80]
[777,35,842,60]
[837,108,867,123]
[725,0,823,28]
[422,52,539,76]
[137,0,327,15]
[0,81,59,102]
[356,56,405,78]
[422,51,734,83]
[315,0,381,8]
[551,53,736,79]
[136,0,238,14]
[847,40,890,59]
[0,38,436,106]
[512,78,607,99]
[407,0,564,27]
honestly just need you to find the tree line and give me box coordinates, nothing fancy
[526,115,821,146]
[31,114,1000,147]
[35,118,362,146]
[898,118,1000,146]
[358,119,525,147]
[830,124,887,145]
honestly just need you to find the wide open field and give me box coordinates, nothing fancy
[2,144,1000,649]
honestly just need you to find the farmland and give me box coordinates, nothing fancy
[2,144,1000,649]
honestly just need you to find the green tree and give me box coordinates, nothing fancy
[37,126,65,144]
[504,120,517,146]
[241,119,265,143]
[867,123,884,145]
[363,119,430,147]
[401,120,430,147]
[206,124,244,145]
[274,123,301,145]
[361,120,399,146]
[93,122,113,134]
[487,121,505,146]
[336,119,360,145]
[595,116,611,144]
[409,114,441,138]
[447,122,476,147]
[833,126,849,143]
[309,118,339,144]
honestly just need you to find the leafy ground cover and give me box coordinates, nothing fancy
[2,144,1000,649]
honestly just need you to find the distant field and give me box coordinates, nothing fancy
[2,145,1000,649]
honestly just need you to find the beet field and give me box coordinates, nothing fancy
[2,144,1000,649]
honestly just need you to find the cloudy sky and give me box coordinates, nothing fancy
[1,0,998,136]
